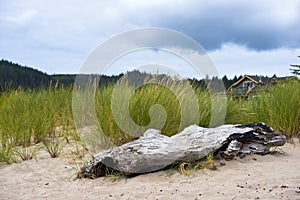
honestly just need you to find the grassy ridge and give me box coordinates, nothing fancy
[0,78,299,163]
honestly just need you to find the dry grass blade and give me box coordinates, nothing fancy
[180,162,192,175]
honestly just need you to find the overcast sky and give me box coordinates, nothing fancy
[1,0,300,78]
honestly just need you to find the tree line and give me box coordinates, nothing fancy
[0,59,244,92]
[0,60,51,91]
[0,60,122,91]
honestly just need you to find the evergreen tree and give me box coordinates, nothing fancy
[290,56,300,75]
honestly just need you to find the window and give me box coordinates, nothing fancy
[243,81,254,88]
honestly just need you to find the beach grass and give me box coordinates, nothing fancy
[249,79,300,139]
[0,84,75,162]
[0,76,299,163]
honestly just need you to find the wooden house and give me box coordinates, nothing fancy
[227,75,291,97]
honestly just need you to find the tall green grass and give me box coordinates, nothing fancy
[0,77,299,163]
[0,85,75,162]
[225,97,255,125]
[249,79,300,138]
[94,77,207,145]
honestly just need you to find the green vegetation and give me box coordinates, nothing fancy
[94,76,207,145]
[0,85,75,163]
[0,60,51,91]
[0,59,124,91]
[0,76,299,164]
[179,151,217,175]
[250,79,300,139]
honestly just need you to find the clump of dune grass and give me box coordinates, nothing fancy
[249,79,300,139]
[0,144,16,164]
[178,151,217,175]
[42,134,65,158]
[69,152,89,180]
[94,75,211,147]
[0,84,75,163]
[13,145,39,161]
[194,151,217,170]
[0,84,74,146]
[69,159,86,180]
[225,97,255,125]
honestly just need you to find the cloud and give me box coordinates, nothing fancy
[1,0,300,51]
[4,9,38,26]
[209,43,300,77]
[0,0,299,75]
[159,0,300,50]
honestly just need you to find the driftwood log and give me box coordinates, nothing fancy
[82,123,286,178]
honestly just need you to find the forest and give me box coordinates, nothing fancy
[0,59,241,91]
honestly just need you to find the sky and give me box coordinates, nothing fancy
[1,0,300,78]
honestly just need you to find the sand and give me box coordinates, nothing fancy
[0,142,300,200]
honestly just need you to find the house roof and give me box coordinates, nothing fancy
[227,75,293,91]
[247,75,268,83]
[227,75,260,91]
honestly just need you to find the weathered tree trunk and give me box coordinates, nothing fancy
[82,123,286,178]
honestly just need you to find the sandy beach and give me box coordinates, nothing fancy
[0,142,300,200]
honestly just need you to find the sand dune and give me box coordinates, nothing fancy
[1,142,300,200]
